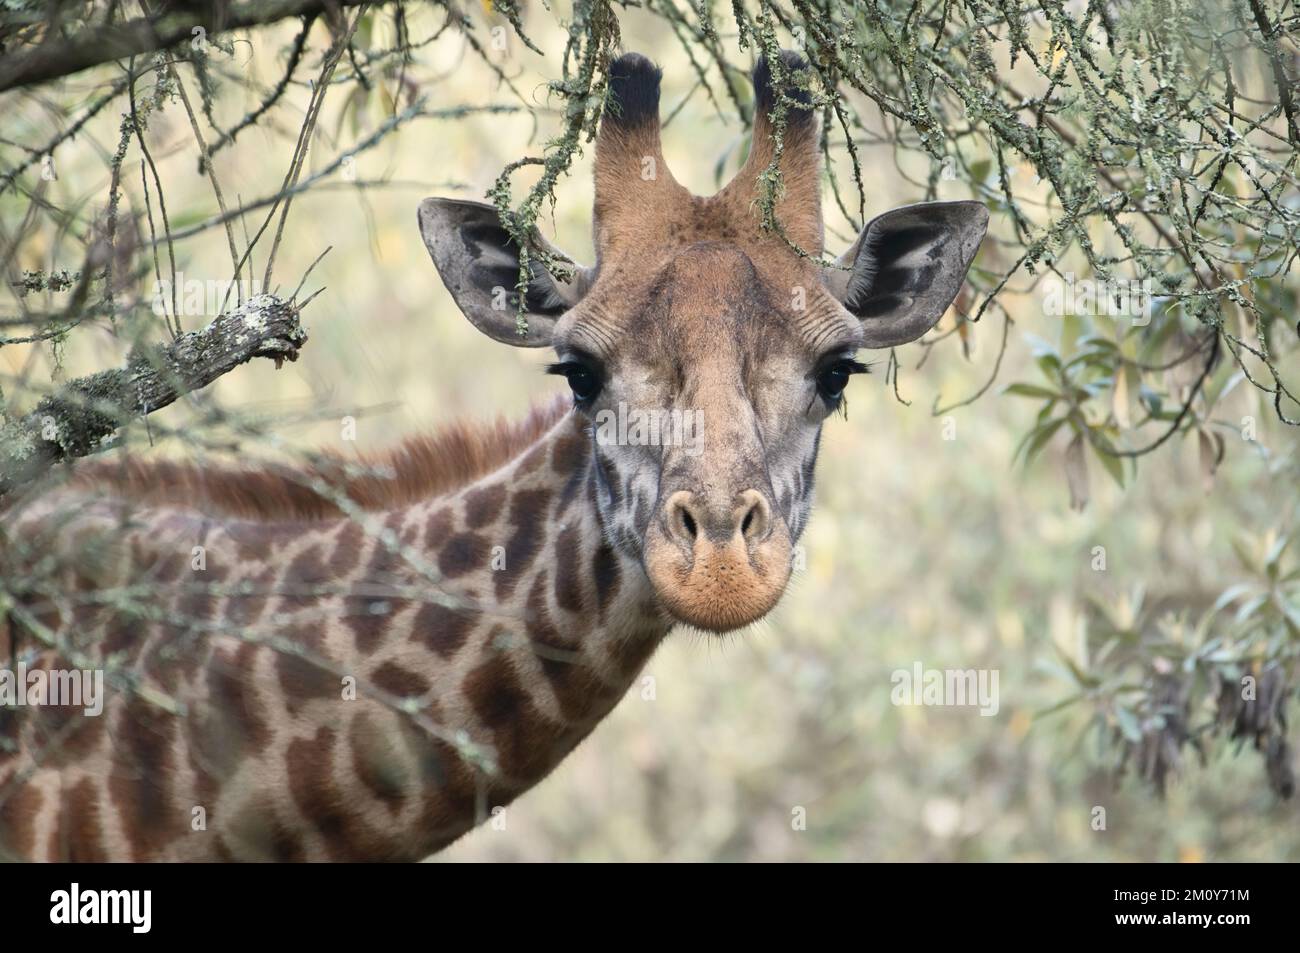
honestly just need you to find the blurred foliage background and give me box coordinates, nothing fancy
[1,0,1297,860]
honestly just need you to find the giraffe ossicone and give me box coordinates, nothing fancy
[0,50,986,861]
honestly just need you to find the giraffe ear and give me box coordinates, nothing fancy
[418,198,593,347]
[824,201,988,348]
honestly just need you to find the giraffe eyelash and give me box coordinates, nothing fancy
[546,360,604,405]
[812,357,870,413]
[834,359,871,377]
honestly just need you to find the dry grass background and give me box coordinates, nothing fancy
[4,4,1297,860]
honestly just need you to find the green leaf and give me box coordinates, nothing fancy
[1115,706,1143,743]
[1017,416,1068,466]
[1034,692,1085,719]
[1230,535,1259,574]
[1092,440,1127,489]
[1234,593,1269,624]
[1264,535,1290,579]
[1003,382,1060,399]
[1052,637,1100,688]
[1210,583,1255,614]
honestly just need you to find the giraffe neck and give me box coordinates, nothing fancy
[348,407,675,855]
[0,407,674,862]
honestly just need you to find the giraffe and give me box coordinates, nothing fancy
[0,50,986,862]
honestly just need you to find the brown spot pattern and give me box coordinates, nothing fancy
[493,489,551,600]
[370,660,431,699]
[58,777,107,861]
[463,654,559,780]
[286,725,399,861]
[525,574,604,723]
[107,696,181,860]
[438,532,489,578]
[463,485,507,528]
[411,600,479,659]
[554,526,586,614]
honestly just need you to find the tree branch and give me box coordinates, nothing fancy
[0,294,308,497]
[0,0,377,94]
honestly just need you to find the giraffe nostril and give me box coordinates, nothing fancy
[665,490,701,546]
[738,491,771,543]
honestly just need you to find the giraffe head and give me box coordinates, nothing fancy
[418,51,987,633]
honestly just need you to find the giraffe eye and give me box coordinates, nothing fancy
[818,364,851,399]
[815,358,870,405]
[565,366,600,401]
[546,360,603,403]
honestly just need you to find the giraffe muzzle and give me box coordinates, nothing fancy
[644,488,792,632]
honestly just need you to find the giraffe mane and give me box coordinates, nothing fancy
[63,395,570,521]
